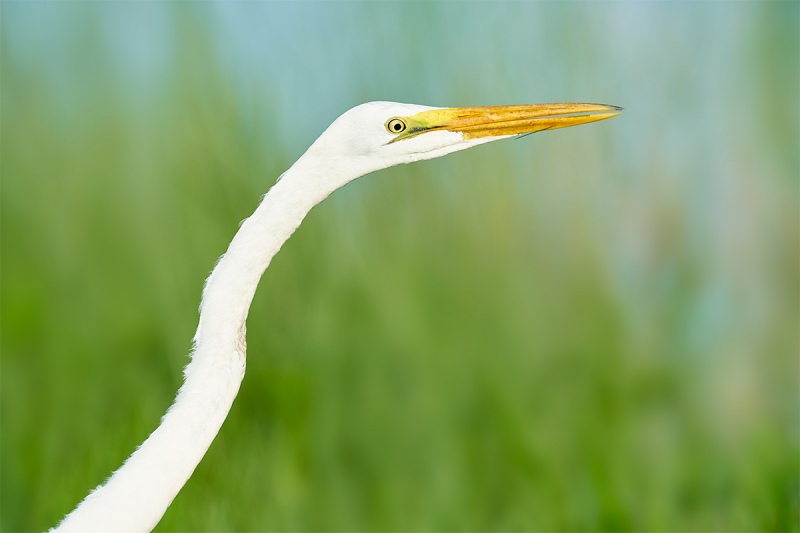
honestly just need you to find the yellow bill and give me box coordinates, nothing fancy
[387,103,621,143]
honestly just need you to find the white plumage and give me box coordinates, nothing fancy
[52,101,619,532]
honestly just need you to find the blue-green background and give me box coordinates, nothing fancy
[2,2,798,531]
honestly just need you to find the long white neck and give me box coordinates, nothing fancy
[53,156,339,533]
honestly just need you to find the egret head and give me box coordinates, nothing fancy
[298,101,620,189]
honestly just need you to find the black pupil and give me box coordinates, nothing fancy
[392,121,402,131]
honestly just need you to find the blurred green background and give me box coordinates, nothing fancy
[2,2,797,532]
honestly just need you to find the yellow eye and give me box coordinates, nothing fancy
[386,118,407,134]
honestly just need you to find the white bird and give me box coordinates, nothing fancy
[51,101,620,532]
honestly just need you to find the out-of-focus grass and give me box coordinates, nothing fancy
[2,2,798,532]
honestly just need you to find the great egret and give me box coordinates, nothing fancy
[51,101,620,532]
